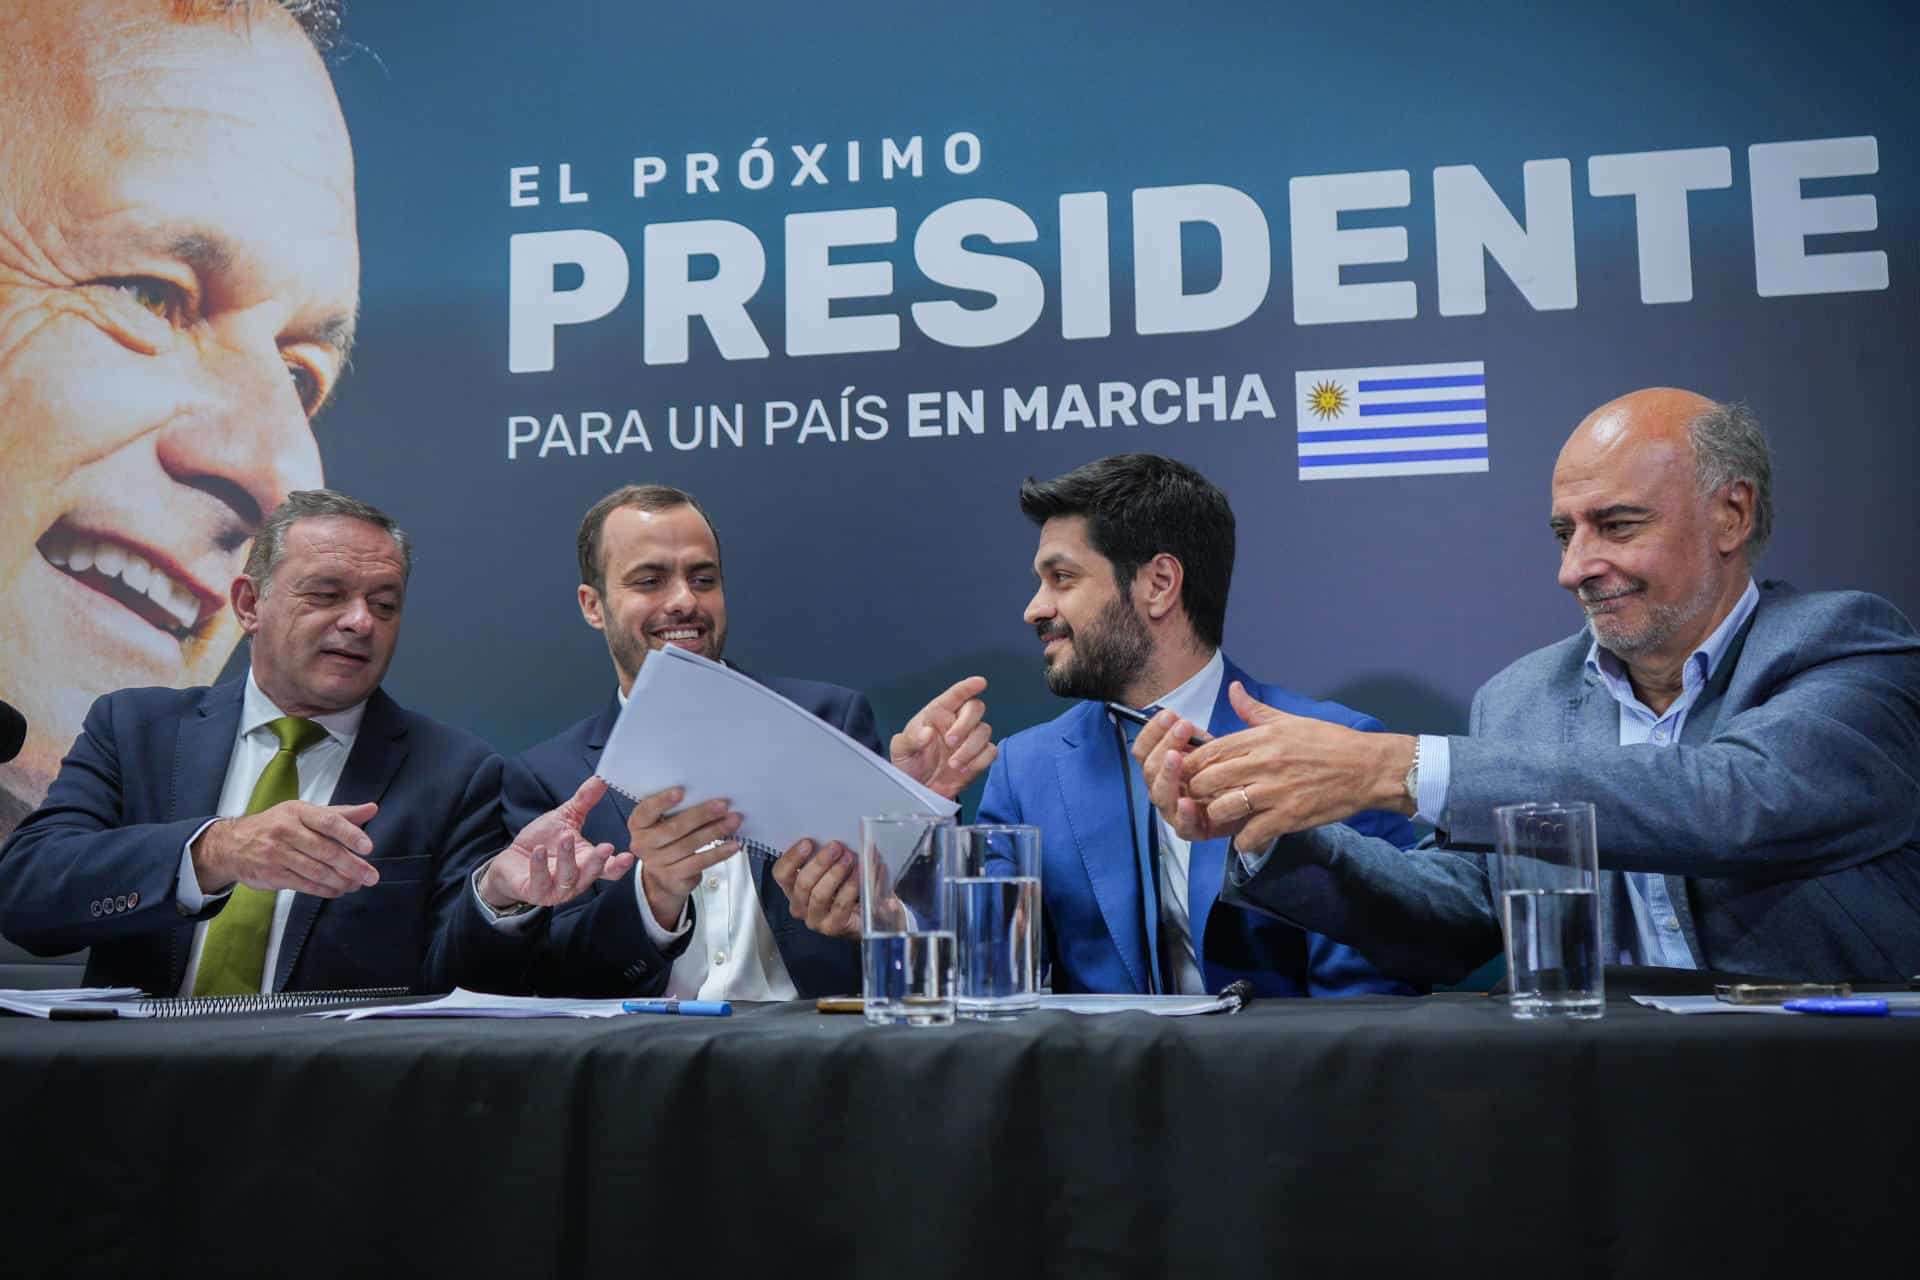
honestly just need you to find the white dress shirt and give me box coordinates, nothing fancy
[1141,649,1225,996]
[174,672,365,995]
[623,686,799,1001]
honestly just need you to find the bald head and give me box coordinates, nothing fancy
[1550,387,1769,686]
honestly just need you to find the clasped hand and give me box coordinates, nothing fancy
[1130,681,1415,851]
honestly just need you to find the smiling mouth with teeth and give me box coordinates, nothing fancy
[654,627,704,644]
[37,526,209,638]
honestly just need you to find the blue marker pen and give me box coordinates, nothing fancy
[1782,997,1909,1017]
[621,998,732,1017]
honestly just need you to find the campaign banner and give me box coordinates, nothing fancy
[1,0,1913,834]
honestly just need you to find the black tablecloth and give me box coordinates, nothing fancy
[4,987,1916,1279]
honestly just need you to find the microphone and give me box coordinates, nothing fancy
[0,698,25,764]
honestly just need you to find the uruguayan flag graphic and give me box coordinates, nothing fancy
[1294,361,1489,480]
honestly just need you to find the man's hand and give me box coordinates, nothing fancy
[770,838,860,938]
[478,776,633,912]
[1132,710,1240,845]
[1153,682,1415,851]
[190,800,382,898]
[890,676,996,799]
[627,786,744,930]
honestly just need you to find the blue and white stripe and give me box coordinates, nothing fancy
[1294,361,1489,480]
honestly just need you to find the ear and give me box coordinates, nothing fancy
[1715,479,1755,556]
[231,576,262,637]
[578,583,607,632]
[1136,553,1185,623]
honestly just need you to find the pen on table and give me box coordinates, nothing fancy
[1781,997,1919,1017]
[1105,703,1209,749]
[621,998,732,1017]
[48,1006,120,1021]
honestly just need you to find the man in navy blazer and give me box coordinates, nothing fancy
[976,454,1420,997]
[0,491,625,996]
[1138,390,1920,983]
[503,484,994,998]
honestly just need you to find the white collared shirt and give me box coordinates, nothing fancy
[174,672,365,995]
[622,686,799,1001]
[1141,649,1226,996]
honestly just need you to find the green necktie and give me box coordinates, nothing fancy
[193,715,330,997]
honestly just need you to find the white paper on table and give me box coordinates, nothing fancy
[1038,993,1236,1017]
[0,987,143,1018]
[311,988,637,1020]
[597,643,956,866]
[1630,995,1795,1015]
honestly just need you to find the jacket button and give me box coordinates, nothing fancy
[127,891,140,910]
[115,895,128,912]
[90,899,103,917]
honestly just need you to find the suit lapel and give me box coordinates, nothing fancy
[274,689,411,992]
[582,695,635,844]
[1183,660,1250,987]
[1053,707,1152,993]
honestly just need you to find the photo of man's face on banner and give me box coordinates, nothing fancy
[0,0,358,835]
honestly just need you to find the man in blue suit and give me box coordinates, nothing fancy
[0,490,622,996]
[502,484,994,998]
[976,454,1420,997]
[1138,389,1920,983]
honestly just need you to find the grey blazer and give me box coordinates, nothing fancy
[1224,582,1920,983]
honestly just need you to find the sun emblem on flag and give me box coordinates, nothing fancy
[1307,380,1348,419]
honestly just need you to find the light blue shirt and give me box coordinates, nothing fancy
[1418,578,1759,968]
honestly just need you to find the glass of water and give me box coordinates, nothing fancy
[1493,801,1603,1019]
[950,824,1043,1020]
[859,813,956,1026]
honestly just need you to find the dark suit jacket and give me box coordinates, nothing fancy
[0,681,528,995]
[501,670,875,998]
[1225,583,1920,984]
[977,656,1422,997]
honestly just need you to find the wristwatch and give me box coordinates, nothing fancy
[1403,737,1421,810]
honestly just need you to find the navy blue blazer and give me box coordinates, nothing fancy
[501,669,875,998]
[0,681,529,995]
[977,656,1422,997]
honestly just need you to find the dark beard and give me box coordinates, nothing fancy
[1042,595,1152,704]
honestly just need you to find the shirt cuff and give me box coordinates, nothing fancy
[633,862,692,947]
[177,820,232,913]
[1415,734,1452,826]
[467,868,545,934]
[1235,837,1279,879]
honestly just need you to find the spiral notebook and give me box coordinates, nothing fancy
[596,645,956,860]
[1,986,409,1020]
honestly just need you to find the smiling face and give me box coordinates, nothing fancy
[0,1,358,810]
[579,503,730,694]
[1550,389,1753,676]
[238,517,404,718]
[1023,516,1154,705]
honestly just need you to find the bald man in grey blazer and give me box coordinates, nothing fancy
[1132,389,1920,983]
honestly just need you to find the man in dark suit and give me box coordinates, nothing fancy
[1136,390,1920,983]
[0,490,624,995]
[503,484,994,998]
[975,454,1420,997]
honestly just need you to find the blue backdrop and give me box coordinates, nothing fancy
[310,0,1920,786]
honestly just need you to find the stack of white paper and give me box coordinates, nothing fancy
[597,644,956,858]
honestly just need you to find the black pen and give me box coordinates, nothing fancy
[1105,702,1209,749]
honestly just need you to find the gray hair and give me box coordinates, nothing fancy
[172,1,343,51]
[1687,401,1774,560]
[244,489,413,593]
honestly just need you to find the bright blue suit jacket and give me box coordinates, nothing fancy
[977,657,1422,997]
[501,670,875,998]
[0,681,529,995]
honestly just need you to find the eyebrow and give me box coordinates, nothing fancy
[1035,552,1082,576]
[628,560,719,575]
[1550,503,1654,529]
[156,231,359,361]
